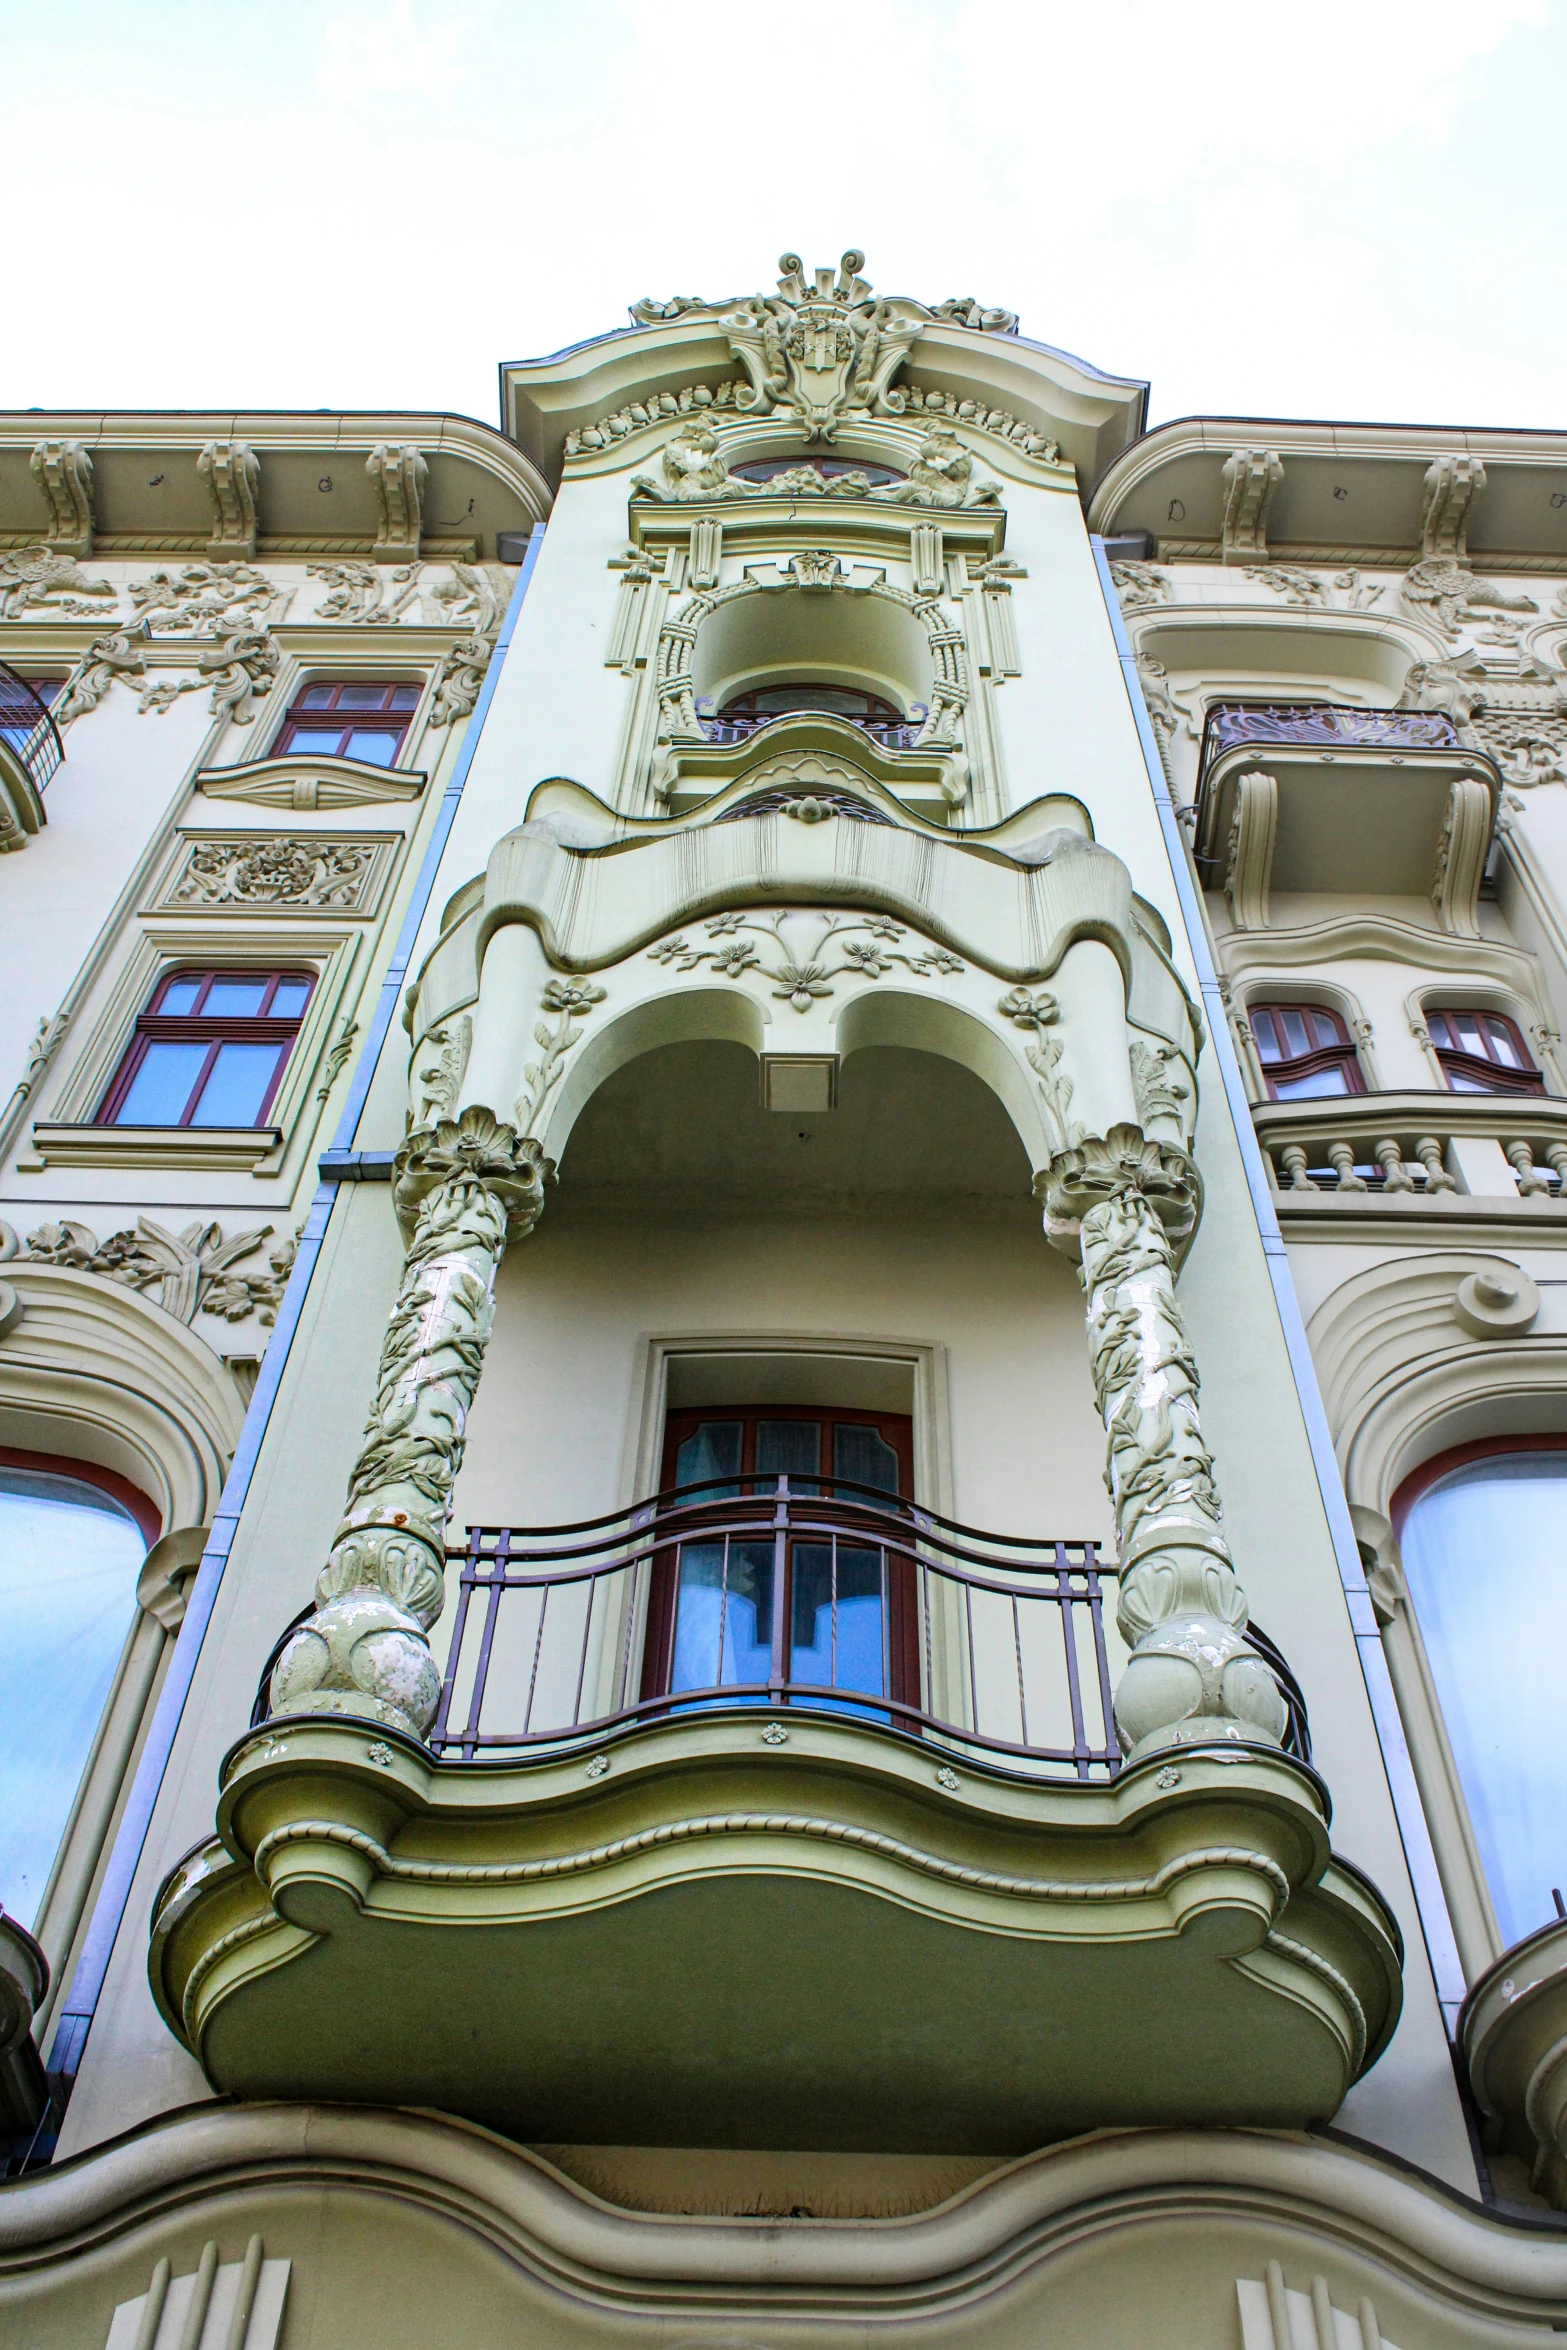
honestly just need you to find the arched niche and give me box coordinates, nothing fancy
[540,984,1047,1187]
[692,586,934,720]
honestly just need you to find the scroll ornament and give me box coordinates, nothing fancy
[269,1108,545,1739]
[1038,1126,1286,1761]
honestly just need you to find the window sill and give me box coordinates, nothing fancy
[23,1122,284,1174]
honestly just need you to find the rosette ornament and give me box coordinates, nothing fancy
[1038,1125,1287,1761]
[270,1109,545,1739]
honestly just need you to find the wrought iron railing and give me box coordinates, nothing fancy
[1200,700,1461,773]
[0,664,63,798]
[253,1481,1312,1776]
[697,711,927,752]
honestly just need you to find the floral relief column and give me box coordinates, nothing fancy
[270,1107,544,1741]
[1039,1125,1287,1761]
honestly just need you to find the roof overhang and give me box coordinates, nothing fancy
[1089,416,1567,566]
[0,412,549,561]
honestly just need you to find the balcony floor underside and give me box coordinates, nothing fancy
[153,1718,1402,2154]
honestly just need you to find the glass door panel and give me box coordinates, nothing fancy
[673,1419,743,1497]
[756,1418,821,1490]
[790,1539,887,1704]
[669,1537,775,1695]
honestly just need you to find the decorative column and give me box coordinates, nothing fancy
[1039,1125,1287,1761]
[270,1108,544,1741]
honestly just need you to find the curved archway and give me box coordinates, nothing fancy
[538,984,1049,1176]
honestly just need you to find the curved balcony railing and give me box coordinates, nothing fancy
[696,709,928,752]
[0,664,63,799]
[253,1481,1311,1776]
[1200,700,1461,774]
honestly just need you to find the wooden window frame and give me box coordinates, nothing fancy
[1250,1001,1365,1101]
[640,1403,919,1711]
[272,679,421,763]
[1425,1008,1544,1097]
[96,966,316,1129]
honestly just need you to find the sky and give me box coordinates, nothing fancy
[4,0,1562,435]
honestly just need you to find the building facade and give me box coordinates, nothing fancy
[2,250,1567,2347]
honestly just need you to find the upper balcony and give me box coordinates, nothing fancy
[151,1480,1400,2156]
[1191,701,1499,929]
[0,663,63,851]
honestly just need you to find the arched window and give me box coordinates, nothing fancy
[729,456,905,488]
[1250,1003,1364,1100]
[1425,1009,1543,1096]
[0,1455,152,1928]
[702,684,919,750]
[1396,1440,1567,1946]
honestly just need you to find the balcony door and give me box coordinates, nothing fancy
[641,1405,917,1719]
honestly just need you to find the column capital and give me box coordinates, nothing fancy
[1034,1121,1201,1260]
[392,1106,546,1243]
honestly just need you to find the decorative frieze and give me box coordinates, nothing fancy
[631,422,1000,509]
[13,1214,294,1325]
[648,911,962,1010]
[306,559,422,624]
[0,545,117,621]
[157,831,393,914]
[129,560,274,634]
[30,438,96,556]
[197,439,261,560]
[514,978,606,1135]
[269,1108,546,1739]
[1110,561,1169,610]
[1401,558,1536,639]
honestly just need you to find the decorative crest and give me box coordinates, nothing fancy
[629,249,1018,444]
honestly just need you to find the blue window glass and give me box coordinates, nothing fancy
[344,729,398,767]
[190,1041,284,1126]
[1401,1450,1567,1944]
[0,1467,146,1929]
[115,1041,209,1125]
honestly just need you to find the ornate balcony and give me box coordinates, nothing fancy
[1256,1093,1567,1218]
[1200,701,1461,769]
[0,663,62,851]
[1191,711,1498,916]
[151,1484,1398,2157]
[1464,1921,1567,2206]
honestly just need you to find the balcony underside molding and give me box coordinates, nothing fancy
[152,1715,1401,2155]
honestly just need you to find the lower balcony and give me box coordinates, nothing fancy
[153,1485,1402,2153]
[1256,1093,1567,1220]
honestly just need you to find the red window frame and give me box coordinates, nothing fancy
[0,1444,160,1547]
[1425,1008,1544,1097]
[715,683,905,727]
[272,680,421,762]
[1249,1002,1364,1100]
[96,967,315,1129]
[639,1404,919,1709]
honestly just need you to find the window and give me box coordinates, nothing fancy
[98,967,314,1130]
[1426,1009,1543,1096]
[1250,1003,1364,1100]
[273,681,421,768]
[1396,1441,1567,1945]
[0,1454,151,1929]
[730,455,905,488]
[702,683,919,749]
[641,1407,916,1717]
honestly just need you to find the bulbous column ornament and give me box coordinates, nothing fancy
[270,1108,545,1740]
[1039,1124,1287,1761]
